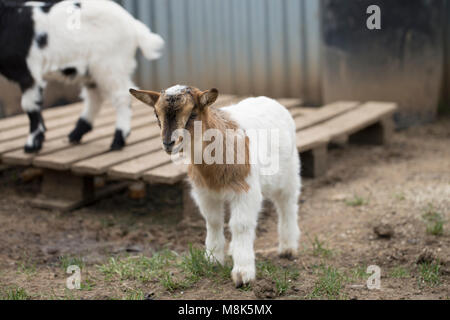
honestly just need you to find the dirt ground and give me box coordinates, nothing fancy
[0,117,449,300]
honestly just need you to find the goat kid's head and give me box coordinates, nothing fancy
[130,85,218,154]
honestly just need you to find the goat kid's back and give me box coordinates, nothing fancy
[222,97,299,186]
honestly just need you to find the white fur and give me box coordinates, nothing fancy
[22,0,164,146]
[190,97,302,286]
[165,85,188,95]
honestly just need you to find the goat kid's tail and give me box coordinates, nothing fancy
[134,20,165,60]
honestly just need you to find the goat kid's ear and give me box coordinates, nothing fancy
[129,88,160,107]
[198,88,219,109]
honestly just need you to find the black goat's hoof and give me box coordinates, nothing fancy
[24,132,45,154]
[68,118,92,144]
[24,145,41,154]
[110,129,126,151]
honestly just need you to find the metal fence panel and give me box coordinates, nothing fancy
[115,0,322,102]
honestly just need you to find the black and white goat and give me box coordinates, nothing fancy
[0,0,164,152]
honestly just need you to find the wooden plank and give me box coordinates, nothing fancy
[0,106,152,157]
[0,100,146,143]
[316,102,397,140]
[289,107,318,118]
[0,137,27,155]
[276,98,303,109]
[294,101,360,131]
[31,124,161,170]
[0,110,84,143]
[0,98,145,133]
[108,149,171,180]
[296,101,397,151]
[0,105,110,143]
[143,162,188,184]
[72,138,162,175]
[297,125,331,152]
[2,108,156,165]
[0,102,83,133]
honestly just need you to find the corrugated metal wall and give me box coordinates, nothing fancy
[116,0,322,104]
[441,0,450,113]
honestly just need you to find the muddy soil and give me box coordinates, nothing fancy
[0,118,449,300]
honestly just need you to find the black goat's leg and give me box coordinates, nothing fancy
[68,85,103,144]
[22,84,46,153]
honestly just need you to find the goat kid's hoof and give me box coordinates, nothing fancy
[279,248,297,261]
[68,118,92,144]
[110,129,126,151]
[232,267,255,288]
[24,132,45,154]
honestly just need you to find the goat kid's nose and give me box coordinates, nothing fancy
[163,141,175,147]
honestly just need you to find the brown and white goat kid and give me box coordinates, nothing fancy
[130,85,301,287]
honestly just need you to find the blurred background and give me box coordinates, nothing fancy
[0,0,449,129]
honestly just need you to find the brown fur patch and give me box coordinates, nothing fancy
[187,106,251,193]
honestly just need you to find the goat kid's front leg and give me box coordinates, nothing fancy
[193,191,226,264]
[229,191,262,287]
[22,85,46,153]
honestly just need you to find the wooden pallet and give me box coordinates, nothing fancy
[0,96,397,212]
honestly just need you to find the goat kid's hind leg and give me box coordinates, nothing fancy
[273,191,301,259]
[110,90,132,151]
[68,86,103,144]
[22,85,46,153]
[191,191,226,264]
[229,191,262,287]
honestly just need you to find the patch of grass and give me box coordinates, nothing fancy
[16,252,37,276]
[160,271,191,292]
[238,284,253,292]
[390,266,410,279]
[257,260,300,296]
[181,245,217,279]
[59,255,85,271]
[312,237,333,258]
[422,206,445,236]
[349,265,368,281]
[98,250,176,283]
[17,261,37,276]
[98,247,233,294]
[345,195,368,207]
[1,287,30,300]
[418,262,441,287]
[309,266,346,300]
[180,245,232,284]
[80,277,96,291]
[124,289,145,300]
